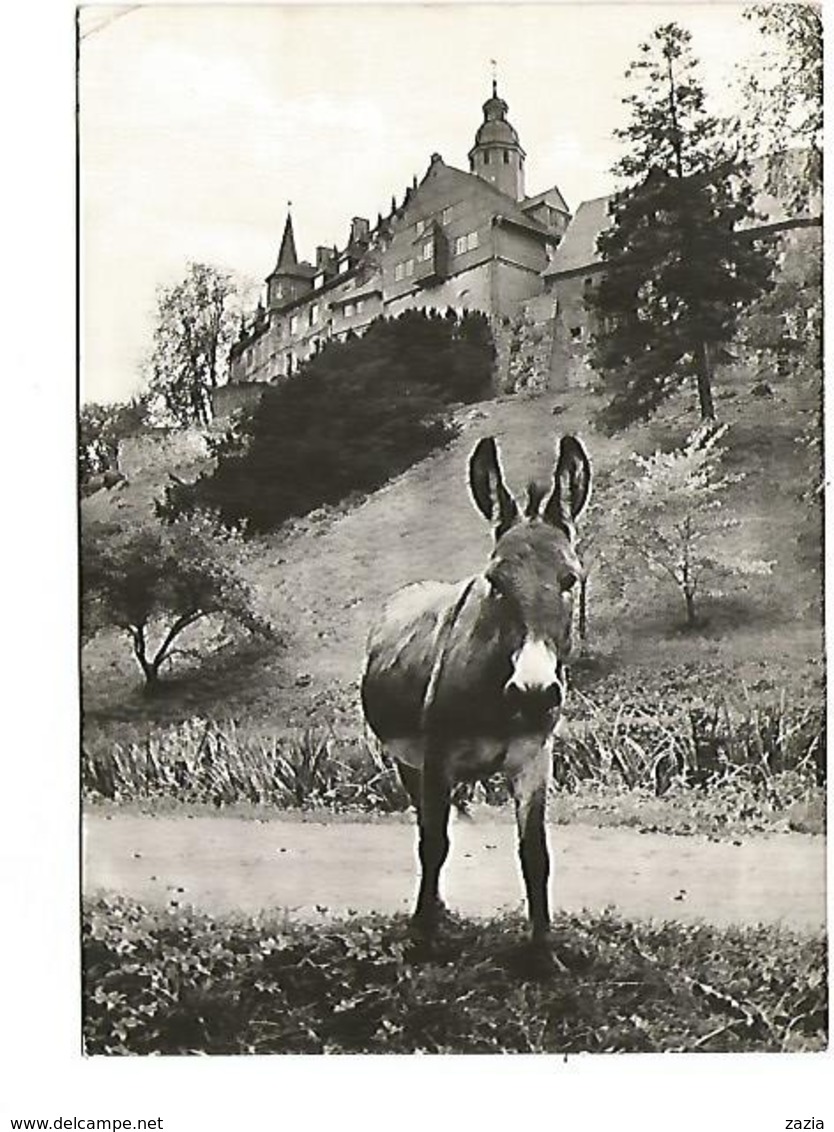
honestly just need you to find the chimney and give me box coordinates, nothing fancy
[350,217,370,244]
[316,246,336,273]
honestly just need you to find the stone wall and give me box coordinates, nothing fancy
[117,430,210,479]
[492,292,558,394]
[211,382,266,422]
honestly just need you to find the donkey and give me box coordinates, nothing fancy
[361,434,592,945]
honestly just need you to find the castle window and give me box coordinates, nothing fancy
[314,273,325,290]
[503,150,510,164]
[467,231,479,251]
[455,235,467,255]
[339,257,350,273]
[422,240,433,261]
[415,219,425,236]
[484,151,490,165]
[310,303,319,326]
[395,263,404,282]
[356,299,365,314]
[345,302,356,318]
[570,326,583,341]
[405,259,414,277]
[290,314,300,335]
[442,207,452,225]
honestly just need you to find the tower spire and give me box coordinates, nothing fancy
[275,204,298,272]
[490,58,498,98]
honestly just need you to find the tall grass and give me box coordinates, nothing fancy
[83,694,824,819]
[83,719,408,812]
[562,691,825,795]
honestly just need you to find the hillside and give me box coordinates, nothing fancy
[81,364,823,739]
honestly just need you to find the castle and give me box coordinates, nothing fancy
[221,80,821,415]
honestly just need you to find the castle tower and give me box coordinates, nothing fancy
[468,79,526,201]
[266,210,312,310]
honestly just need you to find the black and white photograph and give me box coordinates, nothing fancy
[5,0,831,1122]
[70,1,828,1069]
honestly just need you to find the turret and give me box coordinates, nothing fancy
[468,80,526,201]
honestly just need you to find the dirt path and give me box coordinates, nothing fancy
[84,812,826,932]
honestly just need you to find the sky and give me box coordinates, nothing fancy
[79,1,772,405]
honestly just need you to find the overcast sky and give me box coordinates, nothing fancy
[79,2,773,406]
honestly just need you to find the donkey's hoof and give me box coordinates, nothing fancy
[511,936,568,980]
[409,904,449,942]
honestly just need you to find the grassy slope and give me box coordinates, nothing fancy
[82,364,823,737]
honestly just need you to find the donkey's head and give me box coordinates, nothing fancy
[468,434,591,723]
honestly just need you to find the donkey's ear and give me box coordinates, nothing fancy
[468,437,519,536]
[542,435,592,531]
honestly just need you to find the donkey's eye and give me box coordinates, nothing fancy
[560,571,579,593]
[488,576,508,600]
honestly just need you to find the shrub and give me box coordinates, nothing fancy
[157,310,495,532]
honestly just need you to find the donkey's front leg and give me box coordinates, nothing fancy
[508,741,553,944]
[412,748,452,937]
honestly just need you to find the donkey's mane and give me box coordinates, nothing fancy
[525,479,548,519]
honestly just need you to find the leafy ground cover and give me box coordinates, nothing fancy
[83,896,827,1054]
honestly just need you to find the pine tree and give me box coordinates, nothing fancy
[587,23,774,432]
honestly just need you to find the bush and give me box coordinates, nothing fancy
[157,310,495,532]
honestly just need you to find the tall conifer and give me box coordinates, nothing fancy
[587,23,774,432]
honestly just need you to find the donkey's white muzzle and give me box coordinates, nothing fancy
[505,638,564,713]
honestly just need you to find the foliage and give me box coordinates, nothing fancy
[737,4,822,205]
[600,425,774,627]
[81,514,272,688]
[735,231,822,382]
[587,23,774,431]
[157,309,494,532]
[78,398,147,484]
[82,690,823,834]
[146,263,239,428]
[83,897,827,1054]
[83,720,408,811]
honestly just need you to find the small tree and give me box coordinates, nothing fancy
[609,425,773,628]
[82,515,272,688]
[737,4,822,207]
[146,263,239,428]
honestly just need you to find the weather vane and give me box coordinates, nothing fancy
[490,58,498,96]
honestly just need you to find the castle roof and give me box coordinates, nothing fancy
[269,212,315,279]
[544,152,822,280]
[416,155,550,237]
[544,195,612,277]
